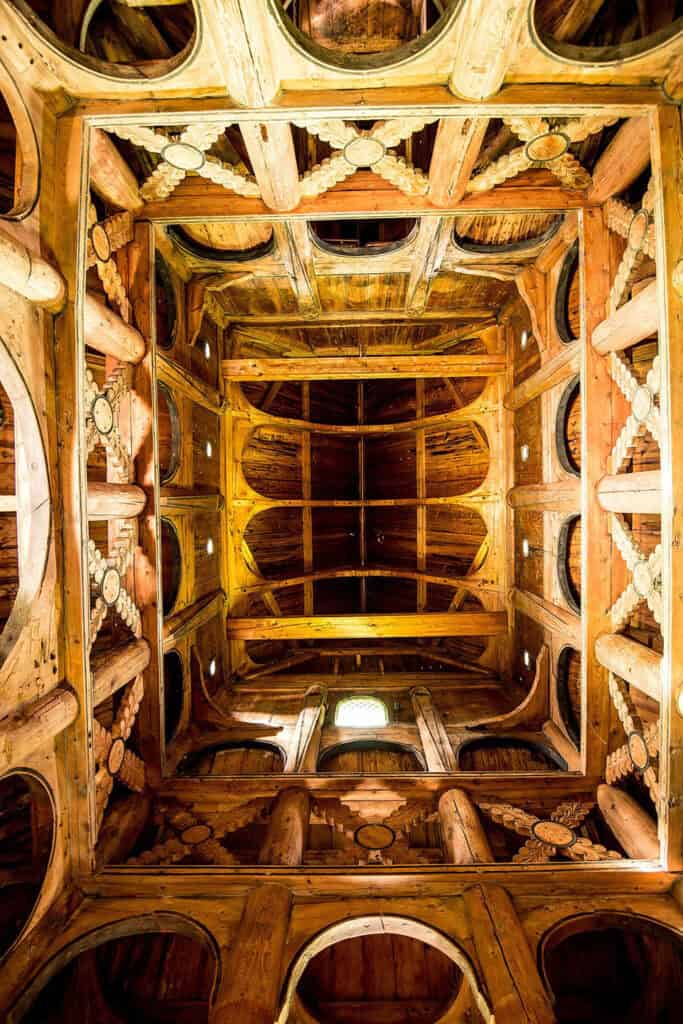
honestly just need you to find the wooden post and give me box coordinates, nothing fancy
[284,685,327,773]
[464,884,556,1023]
[594,633,661,703]
[259,788,310,865]
[0,225,65,311]
[0,688,79,774]
[411,687,457,771]
[438,789,493,864]
[597,783,659,859]
[211,884,292,1024]
[84,292,146,364]
[597,471,661,514]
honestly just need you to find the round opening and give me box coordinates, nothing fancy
[297,931,463,1024]
[155,255,177,351]
[163,650,184,743]
[542,912,683,1023]
[156,382,181,484]
[558,515,581,614]
[556,376,581,477]
[160,518,181,616]
[0,772,54,961]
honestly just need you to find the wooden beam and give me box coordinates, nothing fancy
[592,278,658,355]
[450,0,528,101]
[258,789,310,866]
[587,117,652,204]
[439,789,493,864]
[0,688,79,775]
[503,342,580,411]
[163,591,224,650]
[223,354,506,382]
[597,470,661,514]
[428,116,489,207]
[0,224,65,312]
[512,588,581,649]
[507,480,580,513]
[87,481,147,520]
[91,639,152,707]
[464,885,556,1023]
[89,127,143,212]
[597,784,659,860]
[284,686,327,772]
[219,308,496,326]
[405,217,454,314]
[240,122,300,212]
[411,687,457,771]
[228,612,507,641]
[594,633,661,703]
[84,292,145,364]
[273,221,320,315]
[542,720,581,771]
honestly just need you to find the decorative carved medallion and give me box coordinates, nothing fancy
[89,222,112,263]
[354,823,396,851]
[91,394,114,436]
[525,131,570,163]
[162,141,206,172]
[531,819,576,850]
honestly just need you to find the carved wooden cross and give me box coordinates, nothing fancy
[93,675,145,835]
[87,521,142,648]
[609,513,662,631]
[477,799,622,863]
[106,124,261,202]
[84,363,132,482]
[609,352,660,475]
[605,177,657,314]
[127,799,269,866]
[606,672,660,808]
[87,200,134,322]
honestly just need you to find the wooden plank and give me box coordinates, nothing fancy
[220,308,496,326]
[503,342,580,410]
[512,588,581,649]
[223,355,506,382]
[428,116,489,207]
[272,221,320,315]
[228,612,507,641]
[507,480,580,513]
[157,352,222,410]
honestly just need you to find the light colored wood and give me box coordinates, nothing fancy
[84,292,146,364]
[592,279,659,355]
[285,686,327,773]
[597,470,661,514]
[507,480,580,513]
[273,222,320,316]
[438,789,493,864]
[0,687,79,775]
[89,128,143,212]
[542,720,581,772]
[587,117,652,204]
[597,783,659,860]
[464,884,556,1023]
[450,1,528,100]
[91,639,152,707]
[87,481,147,520]
[411,687,457,771]
[429,116,489,207]
[594,633,661,704]
[503,342,580,411]
[512,588,581,648]
[240,122,300,212]
[0,224,65,311]
[228,611,508,640]
[258,788,310,865]
[224,354,506,381]
[210,884,292,1024]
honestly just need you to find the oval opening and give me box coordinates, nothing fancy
[0,62,39,220]
[169,223,275,262]
[319,740,424,773]
[157,382,181,484]
[558,515,581,614]
[532,1,683,65]
[557,646,581,746]
[555,241,580,343]
[163,650,184,743]
[10,1,197,80]
[0,772,54,961]
[298,931,463,1024]
[179,740,285,775]
[458,737,566,771]
[454,213,562,254]
[556,375,581,477]
[160,517,181,616]
[155,255,177,351]
[541,912,683,1023]
[311,218,417,255]
[17,917,217,1022]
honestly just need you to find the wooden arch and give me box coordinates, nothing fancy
[0,56,39,219]
[0,336,50,668]
[276,913,492,1024]
[8,911,220,1022]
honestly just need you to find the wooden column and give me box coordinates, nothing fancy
[259,789,310,865]
[0,687,79,774]
[411,687,457,771]
[594,633,661,703]
[438,789,493,864]
[0,225,65,311]
[284,685,327,773]
[597,470,661,514]
[592,279,658,355]
[464,885,555,1023]
[87,481,147,520]
[84,292,145,364]
[91,638,151,705]
[582,206,616,776]
[211,884,292,1024]
[597,784,659,859]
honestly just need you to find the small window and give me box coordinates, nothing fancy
[335,696,389,728]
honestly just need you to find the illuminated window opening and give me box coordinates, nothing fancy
[334,696,389,728]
